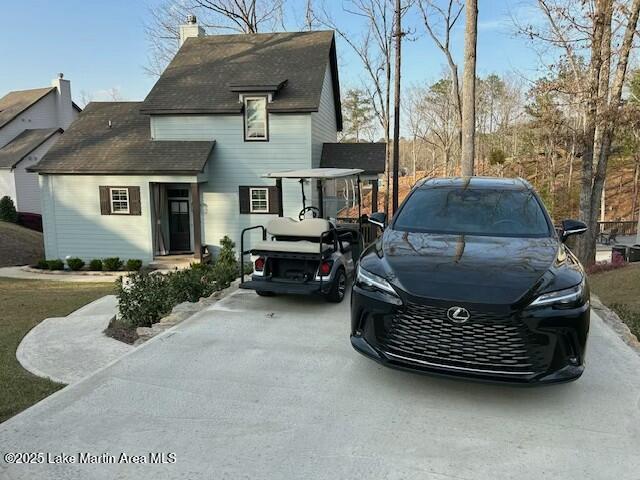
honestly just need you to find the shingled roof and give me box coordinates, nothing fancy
[31,102,215,175]
[0,128,62,169]
[140,30,342,129]
[320,143,386,175]
[0,87,56,130]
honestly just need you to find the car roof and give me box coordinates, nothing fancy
[416,176,532,190]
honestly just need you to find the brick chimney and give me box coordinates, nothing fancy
[51,73,74,129]
[179,15,205,46]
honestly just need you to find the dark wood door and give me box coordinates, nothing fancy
[169,200,191,252]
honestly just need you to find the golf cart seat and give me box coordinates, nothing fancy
[251,217,349,255]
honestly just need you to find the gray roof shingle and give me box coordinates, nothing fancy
[140,30,342,129]
[320,143,386,175]
[0,87,56,129]
[31,102,215,175]
[0,128,62,169]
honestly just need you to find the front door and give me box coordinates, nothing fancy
[169,199,191,252]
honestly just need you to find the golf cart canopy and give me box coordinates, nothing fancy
[262,168,364,179]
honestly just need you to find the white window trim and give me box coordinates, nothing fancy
[110,187,130,214]
[244,96,268,141]
[249,187,269,213]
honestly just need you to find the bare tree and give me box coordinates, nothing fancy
[460,0,477,175]
[313,0,394,216]
[417,0,464,157]
[145,0,285,76]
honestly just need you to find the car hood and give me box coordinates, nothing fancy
[377,230,561,305]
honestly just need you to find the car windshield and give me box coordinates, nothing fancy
[393,187,552,237]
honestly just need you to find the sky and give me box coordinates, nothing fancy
[0,0,544,105]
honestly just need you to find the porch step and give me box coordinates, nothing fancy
[150,254,197,271]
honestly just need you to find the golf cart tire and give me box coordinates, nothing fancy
[325,268,347,303]
[256,290,276,297]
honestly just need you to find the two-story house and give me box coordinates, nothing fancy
[32,20,384,264]
[0,75,79,228]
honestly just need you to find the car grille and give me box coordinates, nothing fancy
[380,302,548,375]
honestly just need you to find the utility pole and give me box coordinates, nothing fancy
[392,0,403,213]
[461,0,478,176]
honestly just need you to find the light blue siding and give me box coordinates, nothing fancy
[151,113,313,250]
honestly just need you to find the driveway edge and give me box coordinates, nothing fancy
[591,294,640,354]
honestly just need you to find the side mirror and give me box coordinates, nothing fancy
[368,212,387,230]
[561,219,587,242]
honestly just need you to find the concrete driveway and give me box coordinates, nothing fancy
[1,289,640,480]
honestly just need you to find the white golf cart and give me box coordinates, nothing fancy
[239,168,365,302]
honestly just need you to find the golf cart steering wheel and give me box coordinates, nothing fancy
[299,206,320,220]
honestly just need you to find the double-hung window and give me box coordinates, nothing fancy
[110,188,130,214]
[249,187,269,213]
[244,96,268,141]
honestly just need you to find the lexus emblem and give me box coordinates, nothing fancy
[447,306,470,324]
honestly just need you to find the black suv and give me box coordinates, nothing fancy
[351,177,590,385]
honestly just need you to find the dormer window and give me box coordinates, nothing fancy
[244,96,268,141]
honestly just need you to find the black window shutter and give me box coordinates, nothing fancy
[128,187,141,215]
[99,186,111,215]
[239,186,250,214]
[268,186,280,215]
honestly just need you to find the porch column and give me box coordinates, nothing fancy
[371,179,379,213]
[191,183,202,262]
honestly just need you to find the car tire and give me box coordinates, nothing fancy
[256,290,276,297]
[325,268,348,303]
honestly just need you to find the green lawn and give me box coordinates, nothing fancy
[0,278,114,423]
[589,264,640,338]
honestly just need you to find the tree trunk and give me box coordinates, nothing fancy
[392,0,402,213]
[460,0,478,176]
[575,0,609,265]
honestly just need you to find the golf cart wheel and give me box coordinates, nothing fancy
[256,290,276,297]
[326,268,348,303]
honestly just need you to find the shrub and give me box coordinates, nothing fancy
[587,253,628,275]
[211,235,238,289]
[35,259,48,270]
[66,257,85,271]
[0,196,18,223]
[103,257,123,271]
[166,264,217,304]
[46,259,64,270]
[126,259,143,271]
[116,272,173,328]
[117,238,240,329]
[89,259,103,271]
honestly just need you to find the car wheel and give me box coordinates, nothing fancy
[256,290,276,297]
[326,268,347,303]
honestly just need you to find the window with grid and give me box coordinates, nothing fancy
[244,96,268,140]
[110,188,130,214]
[249,188,269,213]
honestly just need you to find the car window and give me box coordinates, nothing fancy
[393,187,552,237]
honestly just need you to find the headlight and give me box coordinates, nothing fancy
[356,265,399,297]
[529,280,586,308]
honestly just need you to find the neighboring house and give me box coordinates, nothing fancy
[0,76,79,225]
[33,20,384,264]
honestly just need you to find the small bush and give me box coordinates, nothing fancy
[88,259,103,271]
[35,259,48,270]
[0,196,18,223]
[166,265,217,304]
[587,252,628,275]
[211,235,239,289]
[66,257,85,271]
[116,272,173,328]
[103,257,123,271]
[126,259,143,271]
[46,259,64,270]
